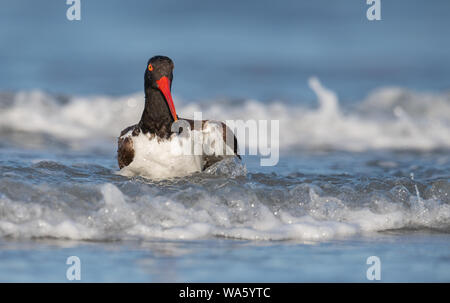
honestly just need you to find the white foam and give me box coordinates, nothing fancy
[0,182,448,241]
[1,79,449,151]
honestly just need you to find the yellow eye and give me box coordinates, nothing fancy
[148,64,153,71]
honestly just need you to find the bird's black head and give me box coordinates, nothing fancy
[145,55,174,90]
[144,55,177,121]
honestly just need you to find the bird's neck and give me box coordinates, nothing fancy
[140,87,174,138]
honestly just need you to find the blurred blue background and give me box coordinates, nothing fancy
[0,0,449,102]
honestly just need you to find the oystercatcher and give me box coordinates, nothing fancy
[117,56,240,178]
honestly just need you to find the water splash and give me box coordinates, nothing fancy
[1,81,450,152]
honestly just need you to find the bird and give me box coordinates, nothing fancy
[117,55,240,179]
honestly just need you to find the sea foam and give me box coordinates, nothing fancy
[0,178,448,241]
[1,78,449,152]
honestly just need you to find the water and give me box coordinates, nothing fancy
[1,235,449,282]
[1,0,450,282]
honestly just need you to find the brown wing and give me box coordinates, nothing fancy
[181,118,240,169]
[222,122,240,159]
[117,125,138,169]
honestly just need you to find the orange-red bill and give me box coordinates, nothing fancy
[156,76,178,121]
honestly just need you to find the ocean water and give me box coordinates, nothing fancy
[1,0,450,282]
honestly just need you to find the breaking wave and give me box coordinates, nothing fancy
[1,77,449,152]
[1,78,449,242]
[0,167,449,241]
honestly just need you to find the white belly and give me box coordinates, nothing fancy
[118,121,236,179]
[119,131,203,179]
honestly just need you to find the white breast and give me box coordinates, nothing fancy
[118,121,235,179]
